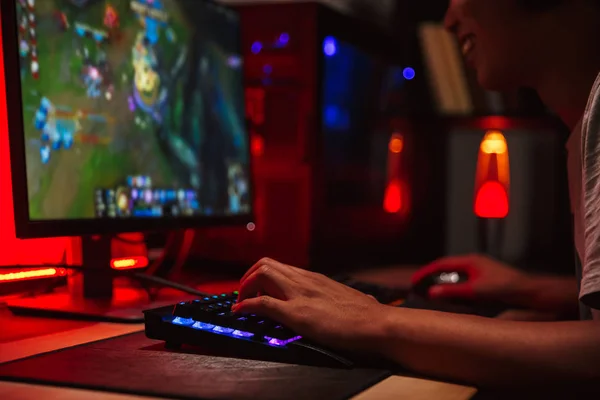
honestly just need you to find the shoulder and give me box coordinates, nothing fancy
[580,72,600,313]
[583,73,600,153]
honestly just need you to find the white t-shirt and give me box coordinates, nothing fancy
[566,72,600,320]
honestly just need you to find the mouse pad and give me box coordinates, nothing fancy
[0,332,390,400]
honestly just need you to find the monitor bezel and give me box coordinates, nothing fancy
[1,0,254,239]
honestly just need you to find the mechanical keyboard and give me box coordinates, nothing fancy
[144,282,505,368]
[144,292,359,368]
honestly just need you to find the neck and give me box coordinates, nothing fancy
[535,62,599,130]
[531,6,600,130]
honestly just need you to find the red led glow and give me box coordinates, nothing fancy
[474,181,509,218]
[384,180,403,214]
[110,256,148,270]
[477,116,511,130]
[0,267,67,283]
[0,18,70,266]
[251,134,264,157]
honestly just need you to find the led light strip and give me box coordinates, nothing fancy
[0,267,66,282]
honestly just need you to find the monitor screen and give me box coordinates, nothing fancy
[13,0,250,221]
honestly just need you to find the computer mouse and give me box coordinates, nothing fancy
[411,271,469,299]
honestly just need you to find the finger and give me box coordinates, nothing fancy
[411,257,472,284]
[241,258,277,283]
[241,257,309,284]
[232,295,289,323]
[428,283,474,299]
[238,264,297,302]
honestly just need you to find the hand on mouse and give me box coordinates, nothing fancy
[234,258,390,352]
[412,254,528,305]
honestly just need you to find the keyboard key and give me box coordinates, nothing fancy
[264,325,295,340]
[213,326,234,334]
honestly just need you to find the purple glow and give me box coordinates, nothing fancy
[264,336,302,347]
[323,37,337,56]
[263,64,272,75]
[278,32,290,45]
[128,96,135,112]
[403,67,416,80]
[251,41,262,54]
[227,56,242,68]
[233,330,254,338]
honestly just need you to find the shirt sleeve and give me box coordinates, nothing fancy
[581,77,600,310]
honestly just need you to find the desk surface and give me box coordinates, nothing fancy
[0,273,477,400]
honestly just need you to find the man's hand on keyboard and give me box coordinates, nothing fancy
[234,258,389,352]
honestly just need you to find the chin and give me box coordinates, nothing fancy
[476,68,521,92]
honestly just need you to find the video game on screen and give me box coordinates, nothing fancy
[16,0,250,220]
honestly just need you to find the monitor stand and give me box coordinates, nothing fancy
[7,236,198,323]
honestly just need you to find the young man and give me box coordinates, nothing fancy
[233,0,600,387]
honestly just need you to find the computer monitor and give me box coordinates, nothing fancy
[0,0,251,320]
[2,0,251,238]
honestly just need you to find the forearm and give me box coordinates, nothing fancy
[514,274,579,315]
[373,307,600,387]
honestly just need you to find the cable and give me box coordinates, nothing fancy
[0,264,211,297]
[132,273,210,297]
[169,228,195,280]
[146,231,178,276]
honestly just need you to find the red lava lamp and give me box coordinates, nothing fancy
[474,130,510,256]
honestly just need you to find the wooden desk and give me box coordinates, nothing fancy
[0,275,477,400]
[0,316,476,400]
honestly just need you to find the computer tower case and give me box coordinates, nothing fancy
[191,2,446,272]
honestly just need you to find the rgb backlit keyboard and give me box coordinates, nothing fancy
[144,292,356,368]
[169,292,302,346]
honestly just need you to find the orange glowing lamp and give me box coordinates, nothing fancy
[474,131,510,218]
[388,135,404,154]
[110,256,149,270]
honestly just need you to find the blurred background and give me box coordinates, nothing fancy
[0,0,574,284]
